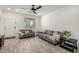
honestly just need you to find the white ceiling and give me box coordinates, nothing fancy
[0,5,68,16]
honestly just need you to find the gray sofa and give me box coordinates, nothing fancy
[18,29,35,39]
[36,30,62,45]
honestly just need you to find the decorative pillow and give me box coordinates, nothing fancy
[19,31,22,34]
[53,32,60,41]
[20,32,24,36]
[20,30,25,33]
[49,32,60,40]
[49,36,54,40]
[25,31,29,34]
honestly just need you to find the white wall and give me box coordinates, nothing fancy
[0,10,41,37]
[41,6,79,47]
[0,10,5,35]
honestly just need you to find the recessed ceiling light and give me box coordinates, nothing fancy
[16,9,19,11]
[7,8,11,10]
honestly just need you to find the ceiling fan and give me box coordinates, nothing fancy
[31,5,42,14]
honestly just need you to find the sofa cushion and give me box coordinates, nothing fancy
[42,34,50,38]
[20,30,25,33]
[29,30,32,33]
[44,30,53,36]
[25,31,29,34]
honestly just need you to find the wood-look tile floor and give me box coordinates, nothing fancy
[0,37,78,53]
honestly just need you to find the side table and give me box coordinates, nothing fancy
[60,37,78,52]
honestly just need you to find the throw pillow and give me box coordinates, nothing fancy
[25,31,29,34]
[53,31,60,41]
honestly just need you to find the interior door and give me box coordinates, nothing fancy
[4,15,16,38]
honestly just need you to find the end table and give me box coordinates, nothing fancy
[60,37,78,52]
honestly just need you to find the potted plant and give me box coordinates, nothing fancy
[63,30,72,39]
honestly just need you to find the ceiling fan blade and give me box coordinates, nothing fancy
[31,5,42,14]
[33,10,37,14]
[36,5,42,10]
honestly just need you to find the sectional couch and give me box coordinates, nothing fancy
[36,30,63,45]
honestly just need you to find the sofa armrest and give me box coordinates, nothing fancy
[18,32,24,36]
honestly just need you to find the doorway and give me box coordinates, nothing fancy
[4,13,16,39]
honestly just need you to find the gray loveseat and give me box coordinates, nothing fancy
[18,29,35,39]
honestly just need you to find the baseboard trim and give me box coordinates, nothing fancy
[4,36,16,39]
